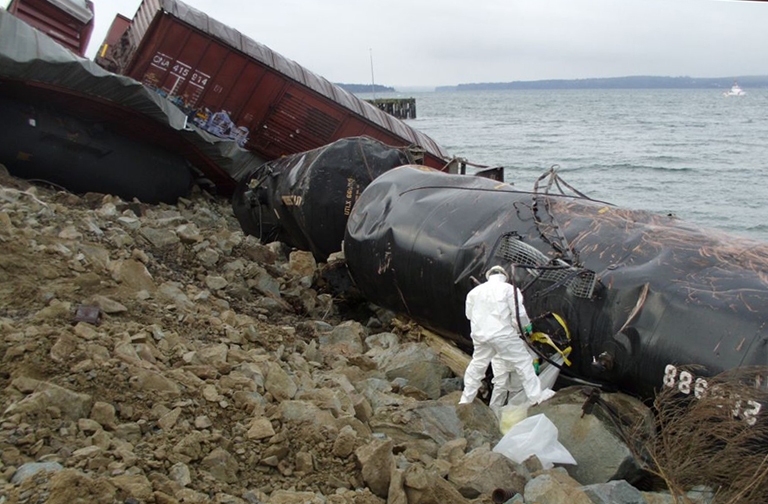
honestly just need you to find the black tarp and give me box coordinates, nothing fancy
[0,96,193,203]
[232,137,413,261]
[0,9,267,200]
[344,166,768,401]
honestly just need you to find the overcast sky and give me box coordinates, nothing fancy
[85,0,766,88]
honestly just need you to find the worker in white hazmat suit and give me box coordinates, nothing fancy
[459,265,555,407]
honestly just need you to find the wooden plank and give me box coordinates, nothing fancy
[419,327,471,378]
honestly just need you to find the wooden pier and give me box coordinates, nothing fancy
[366,98,416,120]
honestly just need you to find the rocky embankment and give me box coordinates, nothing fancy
[0,169,703,504]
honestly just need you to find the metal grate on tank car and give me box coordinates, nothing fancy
[538,268,597,299]
[493,233,596,299]
[495,233,549,270]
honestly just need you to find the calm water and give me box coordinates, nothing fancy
[370,89,768,241]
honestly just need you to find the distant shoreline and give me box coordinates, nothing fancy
[435,75,768,92]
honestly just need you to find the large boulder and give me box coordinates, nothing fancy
[369,342,452,399]
[440,391,502,446]
[524,470,593,504]
[528,386,650,485]
[581,480,648,504]
[11,462,63,484]
[4,381,93,420]
[277,400,336,429]
[264,362,298,401]
[269,490,325,504]
[355,438,395,498]
[319,320,366,355]
[403,465,472,504]
[448,445,527,498]
[369,401,463,454]
[200,447,239,484]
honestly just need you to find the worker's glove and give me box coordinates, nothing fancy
[523,323,533,336]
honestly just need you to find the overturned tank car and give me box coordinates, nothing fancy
[344,166,768,416]
[232,136,415,261]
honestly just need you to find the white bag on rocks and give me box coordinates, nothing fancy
[493,413,576,469]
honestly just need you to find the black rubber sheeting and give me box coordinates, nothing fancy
[344,166,768,400]
[232,137,413,261]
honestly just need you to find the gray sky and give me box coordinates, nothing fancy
[86,0,767,88]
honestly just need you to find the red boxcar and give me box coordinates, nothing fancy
[98,0,451,170]
[6,0,94,56]
[93,13,131,71]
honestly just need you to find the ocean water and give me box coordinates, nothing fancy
[376,89,768,241]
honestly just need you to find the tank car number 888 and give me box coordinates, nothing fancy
[662,364,762,426]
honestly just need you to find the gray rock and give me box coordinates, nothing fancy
[242,237,277,264]
[403,465,472,504]
[319,320,365,355]
[201,447,239,484]
[113,259,156,292]
[197,343,228,365]
[448,445,527,499]
[265,362,297,401]
[169,461,192,487]
[441,377,463,396]
[254,296,289,312]
[641,492,676,504]
[355,438,394,498]
[441,391,502,445]
[130,368,180,396]
[269,490,324,504]
[78,244,111,271]
[528,386,650,485]
[237,362,265,390]
[524,471,593,504]
[110,474,153,501]
[581,480,648,504]
[278,401,336,429]
[687,486,715,504]
[91,295,127,314]
[196,247,220,267]
[205,275,228,290]
[250,268,281,297]
[295,388,348,417]
[365,332,399,349]
[90,401,117,429]
[4,381,92,420]
[288,250,317,278]
[332,425,358,458]
[176,223,202,243]
[114,422,142,443]
[140,227,179,248]
[370,401,463,447]
[247,417,275,439]
[388,468,408,504]
[11,462,63,484]
[157,282,194,311]
[371,342,452,400]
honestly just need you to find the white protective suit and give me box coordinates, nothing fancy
[459,272,555,407]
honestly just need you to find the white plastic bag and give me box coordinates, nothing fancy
[493,413,577,469]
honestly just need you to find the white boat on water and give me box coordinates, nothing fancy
[723,81,746,97]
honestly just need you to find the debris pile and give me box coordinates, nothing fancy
[0,167,709,503]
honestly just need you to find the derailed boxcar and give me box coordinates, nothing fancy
[344,166,768,416]
[233,137,414,261]
[6,0,94,56]
[0,8,256,202]
[97,0,449,170]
